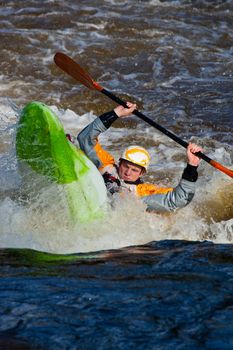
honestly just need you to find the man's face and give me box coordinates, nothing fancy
[118,160,144,182]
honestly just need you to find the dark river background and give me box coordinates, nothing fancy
[0,0,233,349]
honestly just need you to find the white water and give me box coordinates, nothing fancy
[0,102,232,254]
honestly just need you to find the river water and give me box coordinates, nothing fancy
[0,0,233,349]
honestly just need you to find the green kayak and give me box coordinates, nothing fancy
[16,101,107,223]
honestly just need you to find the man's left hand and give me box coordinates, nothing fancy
[187,143,203,166]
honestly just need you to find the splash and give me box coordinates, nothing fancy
[0,103,232,254]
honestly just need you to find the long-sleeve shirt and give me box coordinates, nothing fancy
[77,110,198,212]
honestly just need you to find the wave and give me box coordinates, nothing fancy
[0,102,232,254]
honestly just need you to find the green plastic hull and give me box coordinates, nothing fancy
[1,248,97,265]
[16,101,107,223]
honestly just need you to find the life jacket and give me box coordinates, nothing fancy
[94,141,173,196]
[102,168,121,195]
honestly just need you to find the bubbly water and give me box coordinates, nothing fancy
[0,1,232,349]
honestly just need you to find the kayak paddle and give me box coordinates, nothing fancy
[54,52,233,179]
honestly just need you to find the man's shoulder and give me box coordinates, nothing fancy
[136,182,173,197]
[100,163,118,176]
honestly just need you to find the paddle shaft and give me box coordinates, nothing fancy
[102,88,212,163]
[54,52,233,178]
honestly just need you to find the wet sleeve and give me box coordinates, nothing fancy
[99,110,119,128]
[182,164,198,182]
[142,178,196,212]
[77,110,118,168]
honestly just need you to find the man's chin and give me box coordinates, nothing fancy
[122,177,131,181]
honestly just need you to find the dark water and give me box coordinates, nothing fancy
[0,240,233,350]
[0,0,233,349]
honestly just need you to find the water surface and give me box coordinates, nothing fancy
[0,0,232,348]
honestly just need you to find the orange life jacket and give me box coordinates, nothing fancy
[94,141,173,197]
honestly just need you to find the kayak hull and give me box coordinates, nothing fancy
[16,101,107,223]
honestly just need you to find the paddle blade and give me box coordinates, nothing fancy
[54,52,103,91]
[210,160,233,179]
[54,52,233,180]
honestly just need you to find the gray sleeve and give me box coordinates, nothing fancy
[77,117,107,168]
[143,178,196,212]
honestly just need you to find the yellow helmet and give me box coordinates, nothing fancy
[120,145,150,171]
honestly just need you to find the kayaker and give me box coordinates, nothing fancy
[77,102,202,212]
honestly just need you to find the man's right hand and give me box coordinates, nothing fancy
[114,102,137,118]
